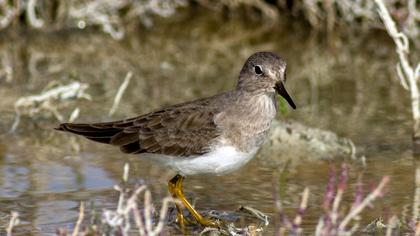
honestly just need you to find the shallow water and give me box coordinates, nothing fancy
[0,10,419,235]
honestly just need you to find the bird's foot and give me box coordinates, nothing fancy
[168,174,225,230]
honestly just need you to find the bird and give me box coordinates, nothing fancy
[56,51,296,229]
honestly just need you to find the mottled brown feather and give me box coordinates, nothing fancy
[56,97,222,157]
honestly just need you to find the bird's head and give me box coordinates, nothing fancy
[237,51,296,109]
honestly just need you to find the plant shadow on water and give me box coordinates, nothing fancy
[0,8,419,235]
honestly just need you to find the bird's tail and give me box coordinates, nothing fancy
[55,123,122,144]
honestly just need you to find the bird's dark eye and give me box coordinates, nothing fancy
[254,65,263,75]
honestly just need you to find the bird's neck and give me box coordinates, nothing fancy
[223,90,278,122]
[246,91,278,119]
[216,91,278,153]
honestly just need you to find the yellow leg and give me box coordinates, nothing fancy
[168,176,186,231]
[168,174,220,228]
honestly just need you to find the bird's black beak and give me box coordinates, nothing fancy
[275,82,296,109]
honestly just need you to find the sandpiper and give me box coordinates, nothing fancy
[56,51,296,228]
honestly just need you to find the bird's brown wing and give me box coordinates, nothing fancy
[56,99,222,157]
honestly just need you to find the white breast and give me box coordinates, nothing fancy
[142,146,259,176]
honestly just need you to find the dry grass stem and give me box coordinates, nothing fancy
[68,108,80,123]
[6,211,20,236]
[72,202,85,236]
[27,0,44,28]
[0,0,16,29]
[331,188,343,225]
[239,206,269,226]
[293,187,309,228]
[101,162,179,236]
[123,162,130,182]
[374,0,420,138]
[385,216,398,236]
[109,71,132,116]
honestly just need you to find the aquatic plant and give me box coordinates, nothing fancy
[55,163,177,236]
[10,81,91,133]
[51,163,269,236]
[277,0,419,40]
[0,0,188,40]
[0,0,417,40]
[275,164,391,235]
